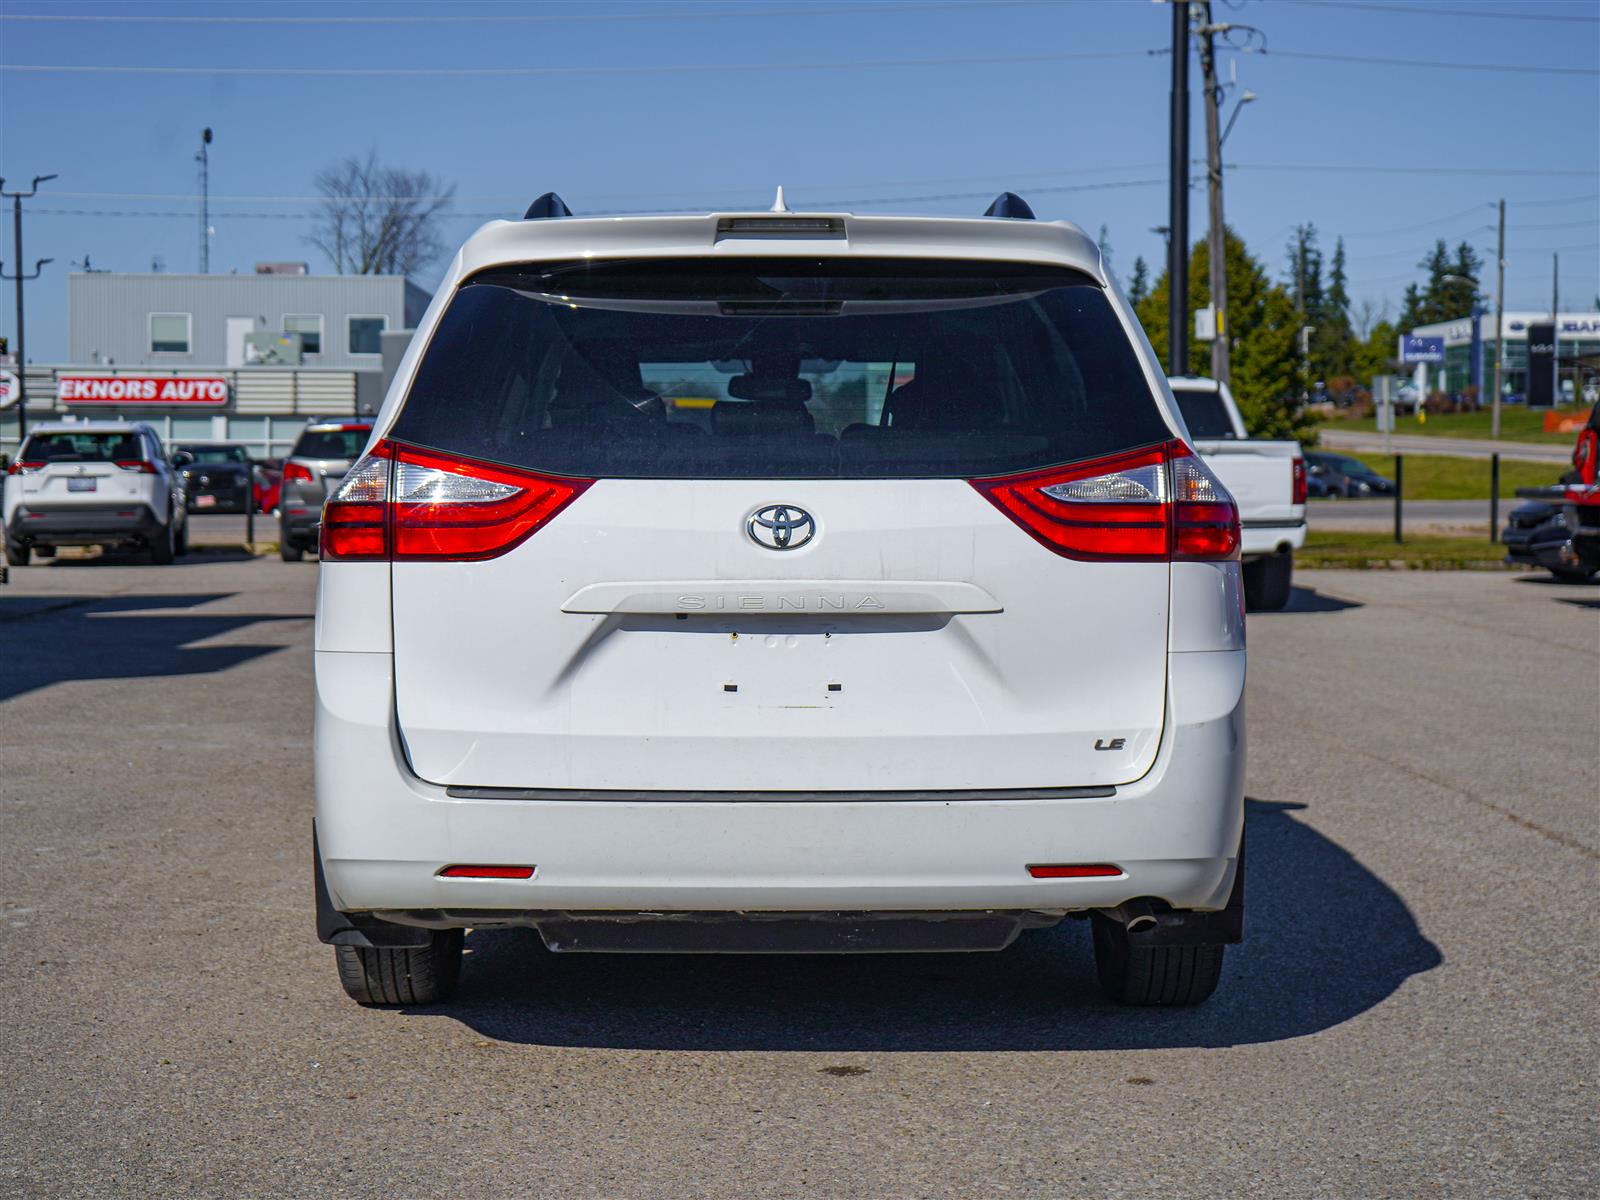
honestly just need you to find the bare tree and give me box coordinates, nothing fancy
[1351,297,1391,342]
[309,151,455,277]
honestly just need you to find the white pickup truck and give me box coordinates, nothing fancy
[1168,376,1306,611]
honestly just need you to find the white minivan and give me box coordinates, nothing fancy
[314,194,1248,1008]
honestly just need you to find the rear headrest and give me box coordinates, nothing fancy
[710,401,815,438]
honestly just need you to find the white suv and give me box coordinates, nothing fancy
[5,420,187,565]
[314,194,1247,1008]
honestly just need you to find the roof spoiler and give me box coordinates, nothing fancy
[983,192,1035,220]
[524,192,573,220]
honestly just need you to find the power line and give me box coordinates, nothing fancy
[1515,218,1600,232]
[1345,232,1495,262]
[30,177,1173,224]
[43,164,1170,206]
[38,168,1592,213]
[1265,49,1596,76]
[1227,162,1595,178]
[1344,203,1494,238]
[1292,0,1599,23]
[9,45,1594,78]
[1505,242,1599,254]
[0,1,1049,24]
[0,49,1154,78]
[1512,192,1600,208]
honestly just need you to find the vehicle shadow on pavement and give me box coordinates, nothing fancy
[416,798,1441,1051]
[0,591,300,702]
[1252,586,1363,615]
[35,547,262,566]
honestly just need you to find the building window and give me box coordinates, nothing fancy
[348,315,387,356]
[150,312,192,354]
[283,314,323,355]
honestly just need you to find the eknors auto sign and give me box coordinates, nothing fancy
[58,375,230,406]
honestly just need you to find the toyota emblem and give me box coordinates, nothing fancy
[747,504,816,551]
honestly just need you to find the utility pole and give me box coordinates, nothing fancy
[197,128,213,274]
[1167,0,1190,377]
[1552,252,1560,402]
[1492,198,1505,438]
[1296,235,1308,398]
[1196,2,1229,384]
[0,174,58,444]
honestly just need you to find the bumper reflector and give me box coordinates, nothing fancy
[437,864,535,880]
[1026,864,1124,879]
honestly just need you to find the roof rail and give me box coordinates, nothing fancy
[983,192,1035,220]
[524,192,573,220]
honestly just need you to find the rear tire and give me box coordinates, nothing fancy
[4,540,30,567]
[174,520,189,557]
[1548,565,1598,583]
[1243,551,1293,611]
[334,929,464,1006]
[149,520,176,565]
[1091,914,1225,1006]
[280,538,305,562]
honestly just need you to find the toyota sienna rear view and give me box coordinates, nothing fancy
[314,193,1247,1008]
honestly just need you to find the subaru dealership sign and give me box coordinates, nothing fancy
[1399,335,1446,365]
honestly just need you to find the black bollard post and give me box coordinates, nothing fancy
[1489,453,1500,544]
[1394,455,1404,543]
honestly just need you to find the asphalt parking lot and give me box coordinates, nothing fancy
[1,556,1595,1199]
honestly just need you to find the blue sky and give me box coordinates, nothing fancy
[1,0,1596,361]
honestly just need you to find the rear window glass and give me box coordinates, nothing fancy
[389,258,1169,479]
[178,444,249,464]
[291,426,370,460]
[23,431,144,463]
[1170,388,1236,439]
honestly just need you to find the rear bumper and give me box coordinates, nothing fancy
[7,503,162,545]
[186,485,250,514]
[1240,519,1306,559]
[280,505,321,542]
[315,648,1246,925]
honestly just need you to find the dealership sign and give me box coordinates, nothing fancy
[1399,335,1446,365]
[58,375,230,406]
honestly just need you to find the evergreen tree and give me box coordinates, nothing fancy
[1286,225,1324,317]
[1097,224,1114,278]
[1127,256,1150,308]
[1398,239,1482,329]
[1310,236,1356,382]
[1135,228,1312,442]
[1398,281,1425,332]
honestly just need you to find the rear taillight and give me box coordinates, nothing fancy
[7,460,44,475]
[282,461,315,484]
[1291,455,1307,505]
[115,459,157,474]
[320,439,592,562]
[971,440,1239,562]
[1169,445,1242,561]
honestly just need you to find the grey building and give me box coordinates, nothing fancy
[0,268,428,457]
[69,269,430,370]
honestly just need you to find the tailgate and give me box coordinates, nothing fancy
[1194,440,1302,525]
[392,479,1168,792]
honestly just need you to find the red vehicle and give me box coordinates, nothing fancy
[1505,404,1600,581]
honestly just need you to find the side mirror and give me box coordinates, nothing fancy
[170,451,194,468]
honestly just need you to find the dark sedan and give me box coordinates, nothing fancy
[173,443,254,514]
[1305,451,1396,498]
